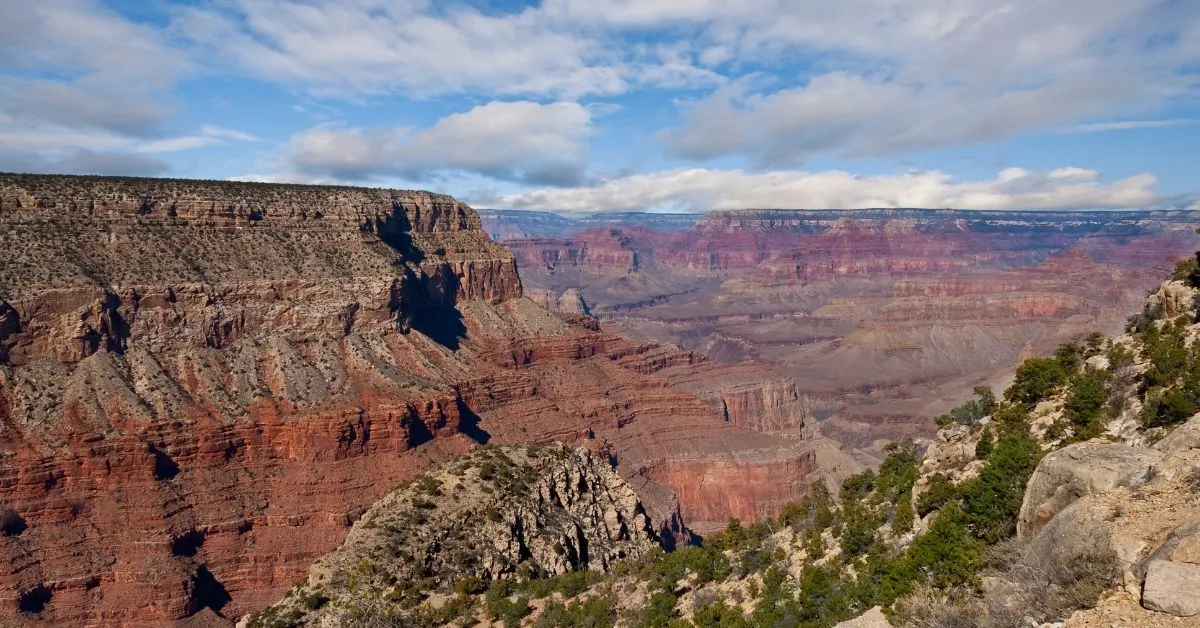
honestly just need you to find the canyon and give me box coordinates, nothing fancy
[0,175,853,627]
[480,208,1200,452]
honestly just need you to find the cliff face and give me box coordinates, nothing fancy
[0,175,841,627]
[482,208,1200,451]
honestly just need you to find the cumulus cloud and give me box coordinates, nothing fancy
[661,72,1142,163]
[286,101,593,185]
[0,0,194,174]
[491,167,1159,213]
[173,0,630,99]
[168,0,1200,162]
[0,0,182,136]
[646,0,1199,162]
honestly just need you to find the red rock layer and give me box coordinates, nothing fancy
[0,176,834,627]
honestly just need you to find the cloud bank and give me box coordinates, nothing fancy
[491,167,1159,213]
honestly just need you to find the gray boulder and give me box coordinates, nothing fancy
[1142,560,1200,617]
[1017,442,1162,539]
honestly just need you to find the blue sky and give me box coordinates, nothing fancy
[1,0,1198,213]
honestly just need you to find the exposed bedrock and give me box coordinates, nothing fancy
[0,176,841,626]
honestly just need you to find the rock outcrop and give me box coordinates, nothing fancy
[1011,415,1200,621]
[248,444,658,627]
[0,175,845,626]
[1017,442,1162,539]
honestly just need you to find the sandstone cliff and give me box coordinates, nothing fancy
[0,175,844,627]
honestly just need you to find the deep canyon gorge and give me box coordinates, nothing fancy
[1,174,1197,626]
[480,208,1200,452]
[0,175,852,626]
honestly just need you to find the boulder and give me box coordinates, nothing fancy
[1142,560,1200,616]
[1017,442,1162,539]
[1136,518,1200,580]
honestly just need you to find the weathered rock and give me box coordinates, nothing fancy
[1135,518,1200,580]
[1024,496,1119,569]
[248,445,658,626]
[1153,413,1200,455]
[1141,560,1200,616]
[1145,280,1198,320]
[1018,442,1163,539]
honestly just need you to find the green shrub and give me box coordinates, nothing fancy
[974,428,994,459]
[916,473,958,518]
[893,495,915,535]
[935,387,997,427]
[632,592,678,628]
[839,498,877,559]
[692,599,750,628]
[959,422,1041,544]
[900,505,982,590]
[875,439,920,500]
[1143,385,1200,428]
[1063,368,1109,439]
[840,470,876,501]
[1172,252,1200,288]
[485,581,530,627]
[535,595,617,628]
[1005,357,1068,407]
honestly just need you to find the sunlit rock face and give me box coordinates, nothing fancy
[0,175,847,626]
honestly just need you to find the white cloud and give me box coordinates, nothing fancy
[173,0,631,99]
[169,0,1198,162]
[0,0,183,136]
[286,101,593,185]
[0,0,192,173]
[138,126,261,153]
[200,126,261,142]
[491,167,1159,213]
[660,70,1146,163]
[1061,119,1197,133]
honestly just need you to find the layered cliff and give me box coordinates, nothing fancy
[482,208,1200,450]
[0,175,844,627]
[279,270,1199,628]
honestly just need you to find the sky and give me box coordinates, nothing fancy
[1,0,1199,213]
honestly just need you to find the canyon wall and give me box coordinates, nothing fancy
[0,176,848,627]
[480,208,1200,451]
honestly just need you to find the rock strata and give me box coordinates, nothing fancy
[0,175,843,626]
[481,208,1200,448]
